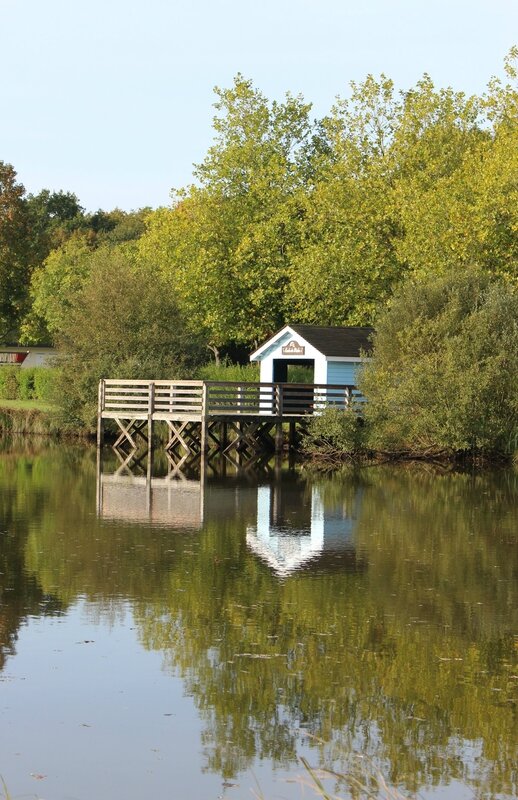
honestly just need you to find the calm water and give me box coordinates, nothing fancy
[0,442,516,800]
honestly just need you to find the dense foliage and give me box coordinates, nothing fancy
[54,247,204,429]
[359,270,518,456]
[0,52,516,430]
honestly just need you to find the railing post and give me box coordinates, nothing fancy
[275,383,284,417]
[200,382,209,454]
[345,386,351,408]
[275,383,284,453]
[97,379,105,447]
[148,382,155,456]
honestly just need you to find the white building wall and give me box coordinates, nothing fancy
[257,338,327,384]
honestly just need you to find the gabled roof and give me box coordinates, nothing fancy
[250,325,374,360]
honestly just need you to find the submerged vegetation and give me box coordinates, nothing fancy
[0,51,516,450]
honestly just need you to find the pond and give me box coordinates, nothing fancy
[0,441,516,800]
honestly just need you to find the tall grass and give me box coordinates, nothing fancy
[297,756,411,800]
[196,360,260,382]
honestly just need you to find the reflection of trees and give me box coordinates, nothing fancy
[17,453,518,797]
[133,469,518,795]
[0,447,65,670]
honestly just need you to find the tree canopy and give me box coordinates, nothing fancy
[0,52,516,429]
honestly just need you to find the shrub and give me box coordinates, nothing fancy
[359,269,518,456]
[302,406,366,458]
[0,367,20,399]
[0,366,59,403]
[33,367,59,403]
[17,367,36,399]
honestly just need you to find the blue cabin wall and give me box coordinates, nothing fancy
[326,360,361,386]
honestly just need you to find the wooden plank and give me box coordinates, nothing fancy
[101,412,149,420]
[104,396,149,404]
[104,379,203,386]
[105,402,150,410]
[156,404,203,409]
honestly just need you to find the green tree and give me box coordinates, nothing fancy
[55,245,204,428]
[0,161,30,342]
[20,207,152,345]
[391,63,517,279]
[26,189,84,260]
[359,269,518,455]
[139,75,314,354]
[20,233,94,343]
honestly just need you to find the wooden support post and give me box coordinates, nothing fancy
[96,441,102,517]
[289,420,297,450]
[221,420,228,451]
[275,421,283,454]
[97,379,105,447]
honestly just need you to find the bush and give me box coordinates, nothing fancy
[359,269,518,456]
[33,367,59,403]
[17,368,36,399]
[302,406,366,458]
[0,367,21,399]
[0,366,59,403]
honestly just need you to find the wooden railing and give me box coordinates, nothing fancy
[100,379,355,419]
[101,379,204,418]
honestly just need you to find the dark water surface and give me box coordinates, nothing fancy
[0,442,516,800]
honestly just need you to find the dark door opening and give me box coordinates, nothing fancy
[272,359,314,383]
[272,359,315,413]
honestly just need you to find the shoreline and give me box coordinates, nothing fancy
[1,404,515,470]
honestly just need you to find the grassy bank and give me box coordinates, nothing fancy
[0,404,62,436]
[0,368,81,438]
[0,398,56,412]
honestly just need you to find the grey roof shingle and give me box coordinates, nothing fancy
[289,325,374,357]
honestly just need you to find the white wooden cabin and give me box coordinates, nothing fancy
[249,324,373,387]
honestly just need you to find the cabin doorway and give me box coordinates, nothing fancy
[272,359,315,384]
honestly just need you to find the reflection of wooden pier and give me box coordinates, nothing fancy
[97,379,354,461]
[98,474,204,527]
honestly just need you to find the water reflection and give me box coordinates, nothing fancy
[98,474,205,527]
[246,482,363,576]
[0,443,517,800]
[97,456,365,577]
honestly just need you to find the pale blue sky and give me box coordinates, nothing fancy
[1,0,516,211]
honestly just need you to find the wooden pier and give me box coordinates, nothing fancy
[97,379,354,465]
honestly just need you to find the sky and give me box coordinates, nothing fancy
[1,0,516,212]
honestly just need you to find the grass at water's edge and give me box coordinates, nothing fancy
[0,405,89,438]
[0,398,56,412]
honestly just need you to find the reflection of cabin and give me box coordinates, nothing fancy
[249,325,373,386]
[246,482,364,577]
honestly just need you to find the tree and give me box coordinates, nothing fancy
[139,75,315,353]
[26,189,84,260]
[20,207,152,345]
[0,161,30,342]
[20,233,94,344]
[359,269,518,455]
[55,246,204,428]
